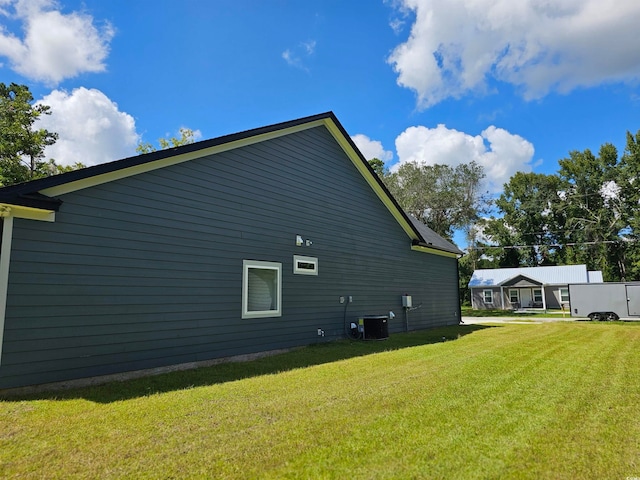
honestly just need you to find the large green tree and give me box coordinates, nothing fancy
[616,131,640,280]
[367,158,386,178]
[383,161,489,242]
[557,144,626,279]
[484,172,565,267]
[0,83,59,185]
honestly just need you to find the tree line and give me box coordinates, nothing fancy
[476,132,640,284]
[370,129,640,303]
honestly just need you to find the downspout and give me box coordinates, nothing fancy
[0,215,14,366]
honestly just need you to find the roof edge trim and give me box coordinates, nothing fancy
[411,244,460,258]
[497,274,544,286]
[0,203,55,222]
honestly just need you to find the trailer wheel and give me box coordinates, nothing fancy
[605,312,619,321]
[588,312,603,321]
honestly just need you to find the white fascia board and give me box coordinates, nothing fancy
[410,244,460,259]
[0,204,55,222]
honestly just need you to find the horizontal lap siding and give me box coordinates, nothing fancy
[0,126,459,388]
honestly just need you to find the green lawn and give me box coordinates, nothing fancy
[1,323,639,479]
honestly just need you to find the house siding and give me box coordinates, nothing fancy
[0,126,459,389]
[472,286,566,310]
[471,287,503,310]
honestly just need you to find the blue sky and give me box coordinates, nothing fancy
[1,0,639,196]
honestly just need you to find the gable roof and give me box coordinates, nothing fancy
[407,215,461,254]
[469,264,603,287]
[0,111,462,257]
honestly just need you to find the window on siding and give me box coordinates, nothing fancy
[242,260,282,319]
[293,255,318,275]
[533,288,543,303]
[483,290,493,304]
[509,289,519,303]
[560,287,569,302]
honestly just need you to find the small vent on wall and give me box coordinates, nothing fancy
[293,255,318,275]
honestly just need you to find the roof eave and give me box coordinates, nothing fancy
[0,192,62,211]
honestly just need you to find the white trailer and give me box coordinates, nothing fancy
[568,282,640,320]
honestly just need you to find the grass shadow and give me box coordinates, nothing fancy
[2,324,494,403]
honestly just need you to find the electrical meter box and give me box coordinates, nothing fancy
[402,295,412,308]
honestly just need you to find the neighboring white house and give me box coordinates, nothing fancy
[468,265,603,310]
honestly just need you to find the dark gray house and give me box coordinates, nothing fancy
[0,112,461,390]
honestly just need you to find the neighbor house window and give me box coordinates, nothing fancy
[483,290,493,304]
[242,260,282,319]
[533,289,543,303]
[560,287,569,302]
[509,289,519,303]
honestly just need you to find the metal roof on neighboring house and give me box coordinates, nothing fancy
[468,264,603,287]
[587,270,604,283]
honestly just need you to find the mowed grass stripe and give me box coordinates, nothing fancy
[1,323,639,479]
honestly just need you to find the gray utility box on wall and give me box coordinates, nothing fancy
[361,315,389,340]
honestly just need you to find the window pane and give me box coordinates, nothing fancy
[247,267,278,312]
[533,289,543,302]
[242,260,281,318]
[509,290,519,303]
[560,288,569,302]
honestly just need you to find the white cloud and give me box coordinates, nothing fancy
[282,39,316,72]
[302,40,316,55]
[388,0,640,108]
[36,87,139,166]
[389,18,405,35]
[0,0,113,85]
[471,218,495,246]
[600,180,620,205]
[351,134,393,162]
[394,124,534,192]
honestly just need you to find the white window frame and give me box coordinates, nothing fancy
[560,287,569,302]
[483,289,493,304]
[242,260,282,319]
[293,255,318,275]
[533,288,543,303]
[509,289,519,303]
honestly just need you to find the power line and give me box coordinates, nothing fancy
[468,239,634,251]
